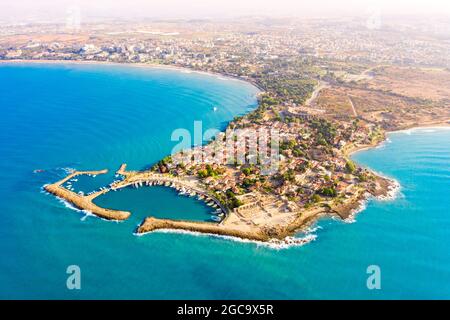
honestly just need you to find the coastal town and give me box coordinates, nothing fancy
[5,17,449,242]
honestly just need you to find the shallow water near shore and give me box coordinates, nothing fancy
[1,63,450,299]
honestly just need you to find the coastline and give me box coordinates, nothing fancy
[387,124,450,134]
[135,227,319,250]
[345,122,450,157]
[342,124,450,223]
[0,59,265,92]
[23,58,448,244]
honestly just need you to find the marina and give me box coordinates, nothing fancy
[45,164,227,223]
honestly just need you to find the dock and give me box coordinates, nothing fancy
[111,165,228,215]
[45,164,227,221]
[44,164,309,241]
[137,217,269,241]
[44,169,131,220]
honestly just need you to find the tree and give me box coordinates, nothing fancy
[345,160,357,174]
[311,194,322,203]
[197,169,208,178]
[226,190,243,209]
[319,187,337,197]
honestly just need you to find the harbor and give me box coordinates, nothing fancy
[45,164,228,222]
[44,169,131,220]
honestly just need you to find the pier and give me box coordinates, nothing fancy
[112,165,228,215]
[137,217,269,242]
[44,164,311,241]
[45,164,227,221]
[44,169,131,220]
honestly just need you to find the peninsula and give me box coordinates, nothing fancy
[5,17,447,243]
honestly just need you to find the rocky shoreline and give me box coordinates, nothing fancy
[37,60,446,245]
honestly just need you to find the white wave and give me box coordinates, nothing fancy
[302,225,322,234]
[344,198,368,224]
[58,199,121,222]
[57,197,84,213]
[80,210,95,221]
[343,178,401,224]
[376,179,401,201]
[375,140,388,149]
[42,186,122,223]
[135,228,318,250]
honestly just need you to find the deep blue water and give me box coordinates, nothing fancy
[1,63,449,299]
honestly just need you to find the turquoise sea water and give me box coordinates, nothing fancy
[1,63,449,299]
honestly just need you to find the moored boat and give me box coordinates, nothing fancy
[210,215,222,222]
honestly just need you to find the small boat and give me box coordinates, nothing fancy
[33,169,45,173]
[210,215,221,222]
[213,106,218,112]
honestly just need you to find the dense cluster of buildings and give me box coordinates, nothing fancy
[0,17,440,213]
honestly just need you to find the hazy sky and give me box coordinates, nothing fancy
[1,0,449,22]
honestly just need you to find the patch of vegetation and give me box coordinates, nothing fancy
[310,118,337,146]
[197,164,225,178]
[318,186,337,197]
[345,160,357,174]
